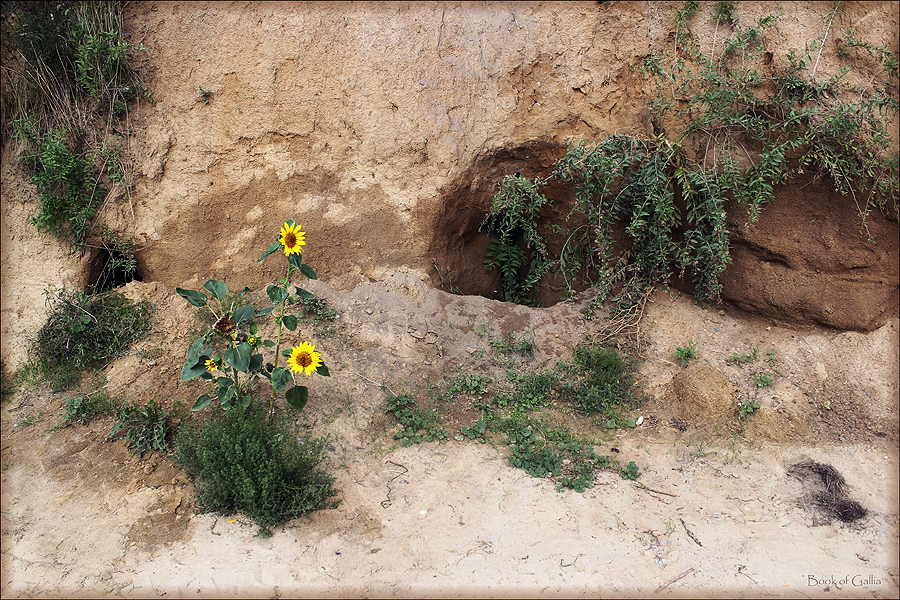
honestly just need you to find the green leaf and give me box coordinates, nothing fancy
[288,253,304,271]
[181,352,210,381]
[286,386,309,410]
[282,314,298,331]
[294,287,315,299]
[257,241,281,263]
[249,353,263,373]
[203,279,228,300]
[176,288,208,307]
[232,305,255,324]
[191,395,213,411]
[299,263,317,280]
[272,367,292,392]
[185,338,205,364]
[256,305,275,317]
[223,342,252,372]
[267,285,289,304]
[316,364,330,377]
[240,393,252,409]
[263,339,276,347]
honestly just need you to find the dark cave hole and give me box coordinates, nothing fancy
[87,246,144,293]
[428,138,590,306]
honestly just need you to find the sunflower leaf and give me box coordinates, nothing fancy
[181,358,209,382]
[267,285,289,304]
[286,385,309,410]
[223,342,252,372]
[316,364,330,377]
[240,393,252,408]
[191,395,213,411]
[232,304,255,324]
[185,338,205,364]
[249,353,263,372]
[272,367,292,392]
[288,253,304,271]
[257,241,281,263]
[256,305,276,317]
[294,287,315,299]
[176,288,209,307]
[203,279,228,301]
[299,264,318,280]
[282,314,298,331]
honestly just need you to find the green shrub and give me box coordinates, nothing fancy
[34,288,152,390]
[174,404,337,536]
[4,1,150,248]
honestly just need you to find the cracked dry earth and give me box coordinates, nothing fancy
[2,272,898,598]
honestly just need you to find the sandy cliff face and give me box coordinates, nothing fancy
[1,1,898,369]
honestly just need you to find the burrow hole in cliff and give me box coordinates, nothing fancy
[428,138,592,307]
[85,245,144,293]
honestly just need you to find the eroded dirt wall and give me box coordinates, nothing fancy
[2,1,898,370]
[120,0,652,292]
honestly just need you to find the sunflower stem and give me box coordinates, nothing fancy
[269,264,294,415]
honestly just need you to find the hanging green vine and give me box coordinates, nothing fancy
[480,174,551,305]
[482,1,897,311]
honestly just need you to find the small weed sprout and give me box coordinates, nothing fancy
[675,339,698,366]
[753,372,775,387]
[198,85,213,104]
[738,400,761,418]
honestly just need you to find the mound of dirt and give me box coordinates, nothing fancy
[2,277,897,598]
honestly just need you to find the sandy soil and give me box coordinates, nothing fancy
[1,274,898,598]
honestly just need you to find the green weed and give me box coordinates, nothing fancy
[107,399,172,456]
[57,389,123,428]
[675,339,698,366]
[449,373,493,397]
[384,391,448,446]
[557,343,641,422]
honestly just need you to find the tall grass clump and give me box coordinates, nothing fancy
[2,0,150,249]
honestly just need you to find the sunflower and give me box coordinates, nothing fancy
[279,221,306,257]
[205,359,218,372]
[287,342,322,377]
[213,314,236,336]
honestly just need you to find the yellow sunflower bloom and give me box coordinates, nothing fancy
[287,342,322,377]
[205,359,218,372]
[279,221,306,257]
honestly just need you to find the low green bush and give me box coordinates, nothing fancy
[34,288,152,390]
[174,404,337,536]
